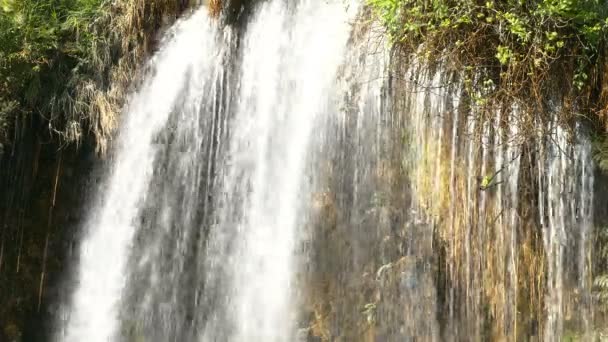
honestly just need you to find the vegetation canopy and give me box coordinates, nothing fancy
[367,0,608,137]
[0,0,108,144]
[0,0,189,154]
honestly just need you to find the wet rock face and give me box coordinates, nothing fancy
[0,131,101,342]
[222,0,258,26]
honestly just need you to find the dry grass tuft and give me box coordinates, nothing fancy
[66,0,187,154]
[208,0,222,18]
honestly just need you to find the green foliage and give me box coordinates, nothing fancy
[0,0,187,152]
[367,0,608,95]
[495,46,513,65]
[480,175,491,189]
[362,302,377,324]
[0,0,108,145]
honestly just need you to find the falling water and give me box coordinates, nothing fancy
[541,122,595,341]
[200,1,357,340]
[58,1,357,341]
[57,10,227,342]
[401,64,596,340]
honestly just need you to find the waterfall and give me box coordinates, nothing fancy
[56,10,227,342]
[55,1,598,341]
[58,1,357,341]
[199,1,357,340]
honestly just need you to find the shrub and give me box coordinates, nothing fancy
[368,0,608,126]
[0,0,191,153]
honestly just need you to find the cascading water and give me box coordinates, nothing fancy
[56,10,227,342]
[55,1,601,341]
[57,1,358,341]
[199,1,357,340]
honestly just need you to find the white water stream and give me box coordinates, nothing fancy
[57,9,227,342]
[57,2,357,341]
[202,1,357,340]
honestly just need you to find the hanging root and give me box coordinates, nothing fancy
[38,152,62,312]
[208,0,222,17]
